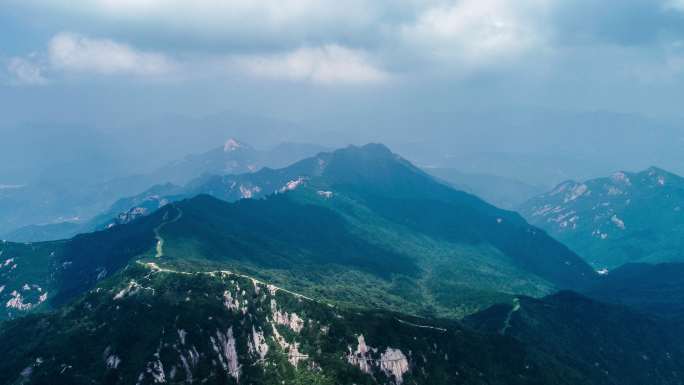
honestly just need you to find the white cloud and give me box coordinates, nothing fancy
[48,32,175,76]
[234,45,389,85]
[7,33,388,86]
[30,0,383,43]
[401,0,551,67]
[91,0,364,21]
[665,0,684,11]
[6,55,47,85]
[9,1,559,79]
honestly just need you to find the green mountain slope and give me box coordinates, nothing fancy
[519,167,684,269]
[0,213,160,320]
[465,291,684,385]
[0,241,57,320]
[584,262,684,318]
[0,263,671,385]
[0,144,596,320]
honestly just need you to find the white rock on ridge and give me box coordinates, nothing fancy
[606,186,623,196]
[5,289,46,311]
[105,354,122,369]
[224,138,242,152]
[239,184,261,199]
[564,184,589,203]
[177,329,187,346]
[251,278,261,295]
[271,299,305,333]
[223,290,240,311]
[611,215,626,230]
[148,359,166,383]
[248,326,269,361]
[179,346,200,383]
[279,177,305,193]
[347,335,373,374]
[380,348,410,385]
[210,328,241,381]
[610,172,631,185]
[346,335,410,384]
[317,190,333,199]
[113,280,154,300]
[270,322,308,366]
[114,280,142,300]
[116,207,147,225]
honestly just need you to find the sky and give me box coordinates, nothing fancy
[2,0,684,184]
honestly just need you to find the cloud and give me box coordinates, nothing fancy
[8,0,684,87]
[666,0,684,11]
[48,32,175,76]
[401,0,551,67]
[22,0,386,49]
[234,45,389,85]
[6,55,47,85]
[89,0,371,23]
[6,32,387,86]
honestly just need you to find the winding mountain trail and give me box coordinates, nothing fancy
[153,205,183,259]
[500,297,521,335]
[138,261,317,302]
[395,318,447,332]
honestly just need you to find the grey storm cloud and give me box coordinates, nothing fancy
[4,0,684,86]
[3,0,684,141]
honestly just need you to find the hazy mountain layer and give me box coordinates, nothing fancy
[1,140,326,242]
[0,144,596,321]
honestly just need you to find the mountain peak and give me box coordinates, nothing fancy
[358,142,393,154]
[223,138,246,152]
[332,143,394,158]
[640,166,671,178]
[609,171,632,185]
[645,165,665,173]
[318,143,434,191]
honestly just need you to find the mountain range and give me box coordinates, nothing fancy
[3,143,684,385]
[1,140,327,242]
[0,144,596,322]
[519,167,684,269]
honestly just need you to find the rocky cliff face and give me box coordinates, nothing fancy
[0,262,606,385]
